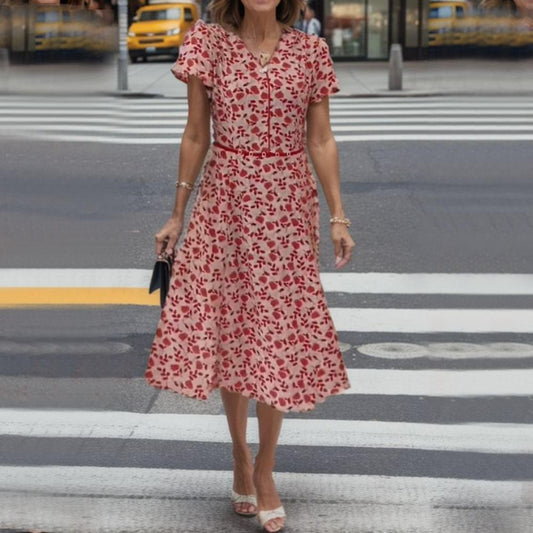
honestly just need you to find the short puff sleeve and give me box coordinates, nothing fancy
[170,20,214,92]
[309,37,340,104]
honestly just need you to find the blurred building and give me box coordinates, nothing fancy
[303,0,532,59]
[1,0,531,61]
[1,0,117,60]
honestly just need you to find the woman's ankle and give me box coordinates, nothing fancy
[232,444,253,463]
[253,452,275,473]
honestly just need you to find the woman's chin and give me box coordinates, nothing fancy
[243,0,281,14]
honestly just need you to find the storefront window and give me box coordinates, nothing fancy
[405,0,420,47]
[368,0,389,58]
[325,0,389,59]
[325,0,366,57]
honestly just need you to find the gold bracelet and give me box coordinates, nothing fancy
[329,216,351,227]
[175,180,194,190]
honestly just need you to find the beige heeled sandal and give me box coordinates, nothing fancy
[231,489,258,517]
[258,505,286,532]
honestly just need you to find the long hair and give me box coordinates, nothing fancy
[208,0,305,30]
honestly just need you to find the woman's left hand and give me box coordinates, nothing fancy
[331,224,356,269]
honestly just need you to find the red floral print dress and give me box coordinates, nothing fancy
[145,19,351,412]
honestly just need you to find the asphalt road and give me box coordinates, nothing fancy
[2,137,533,271]
[0,95,532,533]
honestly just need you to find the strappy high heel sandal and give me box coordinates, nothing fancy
[258,505,286,532]
[231,489,258,517]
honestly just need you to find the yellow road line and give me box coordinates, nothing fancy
[0,288,160,307]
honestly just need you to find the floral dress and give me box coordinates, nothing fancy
[145,19,351,412]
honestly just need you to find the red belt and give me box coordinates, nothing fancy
[213,142,304,158]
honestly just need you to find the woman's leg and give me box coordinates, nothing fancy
[220,387,256,514]
[254,401,285,531]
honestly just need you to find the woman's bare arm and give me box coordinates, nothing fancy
[155,76,211,256]
[306,96,355,268]
[170,76,211,219]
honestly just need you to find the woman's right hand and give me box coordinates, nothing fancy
[154,216,183,257]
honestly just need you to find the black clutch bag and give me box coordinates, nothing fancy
[149,251,173,307]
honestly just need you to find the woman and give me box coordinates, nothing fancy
[145,0,355,530]
[302,0,321,36]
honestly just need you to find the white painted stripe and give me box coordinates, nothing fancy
[0,117,189,125]
[331,308,533,333]
[345,368,533,397]
[0,110,190,117]
[0,132,181,144]
[328,125,533,131]
[0,268,151,288]
[1,409,531,453]
[5,132,532,143]
[1,100,532,109]
[3,108,533,117]
[334,117,533,123]
[334,134,533,141]
[320,272,533,295]
[3,270,532,295]
[1,467,529,533]
[328,109,533,116]
[5,124,186,134]
[5,123,533,133]
[2,116,533,125]
[3,466,529,504]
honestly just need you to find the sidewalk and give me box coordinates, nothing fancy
[1,55,532,97]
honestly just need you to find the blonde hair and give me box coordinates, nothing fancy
[208,0,305,30]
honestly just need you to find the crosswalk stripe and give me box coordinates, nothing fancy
[2,108,533,116]
[4,112,533,122]
[1,467,529,512]
[5,124,533,134]
[335,133,533,141]
[4,288,531,331]
[1,96,532,143]
[7,132,533,143]
[1,301,532,333]
[2,271,533,332]
[1,98,532,108]
[1,409,531,453]
[345,368,533,396]
[3,117,533,129]
[330,308,533,333]
[324,272,533,294]
[2,270,532,295]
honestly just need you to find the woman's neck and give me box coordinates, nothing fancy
[239,11,281,40]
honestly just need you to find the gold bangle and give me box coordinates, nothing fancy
[175,180,194,190]
[329,216,351,227]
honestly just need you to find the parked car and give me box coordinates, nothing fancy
[33,5,114,57]
[127,1,199,62]
[429,0,533,50]
[428,1,472,47]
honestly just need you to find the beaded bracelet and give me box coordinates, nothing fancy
[329,216,351,227]
[175,180,194,190]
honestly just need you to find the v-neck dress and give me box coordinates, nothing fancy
[145,19,351,412]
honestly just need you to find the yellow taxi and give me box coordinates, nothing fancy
[428,1,472,46]
[33,5,113,56]
[127,1,199,62]
[429,1,533,49]
[34,6,62,51]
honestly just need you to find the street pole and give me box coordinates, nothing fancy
[0,48,9,92]
[117,0,128,91]
[388,43,403,91]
